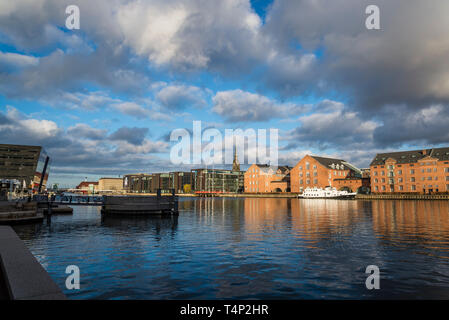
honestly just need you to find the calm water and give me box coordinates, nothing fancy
[12,198,449,299]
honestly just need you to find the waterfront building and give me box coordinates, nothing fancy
[0,143,51,194]
[98,177,123,192]
[244,164,292,193]
[123,173,174,193]
[290,155,368,193]
[75,181,98,194]
[370,147,449,194]
[152,173,172,193]
[192,168,244,193]
[123,173,153,193]
[169,171,194,193]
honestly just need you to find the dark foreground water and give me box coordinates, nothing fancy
[12,198,449,299]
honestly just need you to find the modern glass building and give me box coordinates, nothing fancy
[170,171,194,193]
[0,144,51,194]
[192,169,244,193]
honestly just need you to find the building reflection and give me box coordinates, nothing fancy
[101,215,178,239]
[371,200,449,246]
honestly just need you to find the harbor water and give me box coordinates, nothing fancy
[12,198,449,299]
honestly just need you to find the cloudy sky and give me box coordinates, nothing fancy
[1,0,449,187]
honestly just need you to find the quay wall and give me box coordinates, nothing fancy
[356,194,449,200]
[0,226,66,300]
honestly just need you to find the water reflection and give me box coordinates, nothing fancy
[11,198,449,299]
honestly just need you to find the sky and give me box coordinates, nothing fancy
[1,0,449,187]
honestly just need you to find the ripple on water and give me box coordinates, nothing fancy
[11,198,449,299]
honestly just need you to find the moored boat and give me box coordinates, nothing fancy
[298,187,356,199]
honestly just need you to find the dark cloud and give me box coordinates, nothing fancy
[67,123,107,140]
[373,104,449,147]
[264,0,449,113]
[156,85,208,110]
[109,127,150,146]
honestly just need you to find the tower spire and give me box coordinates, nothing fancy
[232,143,240,172]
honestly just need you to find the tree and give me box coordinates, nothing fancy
[183,184,192,193]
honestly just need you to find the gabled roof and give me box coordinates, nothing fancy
[310,156,352,171]
[248,164,292,175]
[370,147,449,166]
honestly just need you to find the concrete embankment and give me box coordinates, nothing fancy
[215,193,299,198]
[356,194,449,200]
[0,226,66,300]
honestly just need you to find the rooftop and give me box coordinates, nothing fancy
[370,147,449,166]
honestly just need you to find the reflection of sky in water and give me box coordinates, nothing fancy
[12,198,449,299]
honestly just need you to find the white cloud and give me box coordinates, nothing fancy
[212,89,307,122]
[0,51,39,68]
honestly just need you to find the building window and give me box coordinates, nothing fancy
[411,177,415,182]
[375,186,378,191]
[299,166,302,170]
[313,165,317,169]
[428,177,432,181]
[398,178,403,183]
[445,168,449,173]
[375,178,378,183]
[313,171,317,176]
[399,185,403,191]
[446,176,449,181]
[306,179,310,184]
[411,185,416,191]
[382,186,386,191]
[381,171,385,176]
[446,184,449,190]
[398,170,402,175]
[300,179,303,184]
[374,171,378,176]
[381,178,385,183]
[306,162,310,170]
[410,169,415,174]
[313,179,318,184]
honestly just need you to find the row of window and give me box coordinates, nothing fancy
[373,176,449,183]
[374,185,449,191]
[373,161,449,170]
[299,179,318,185]
[373,168,449,176]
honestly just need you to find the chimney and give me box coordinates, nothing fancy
[422,149,427,155]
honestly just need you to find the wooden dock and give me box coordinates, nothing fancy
[101,193,178,216]
[0,202,43,225]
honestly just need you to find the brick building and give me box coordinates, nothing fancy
[370,148,449,194]
[290,155,367,193]
[244,164,292,193]
[75,181,98,194]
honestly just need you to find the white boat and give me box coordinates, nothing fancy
[298,187,356,199]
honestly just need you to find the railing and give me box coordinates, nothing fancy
[32,194,104,205]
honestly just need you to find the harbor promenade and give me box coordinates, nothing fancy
[0,226,66,300]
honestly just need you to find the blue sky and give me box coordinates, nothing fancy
[1,0,449,187]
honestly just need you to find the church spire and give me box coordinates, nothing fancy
[232,144,240,172]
